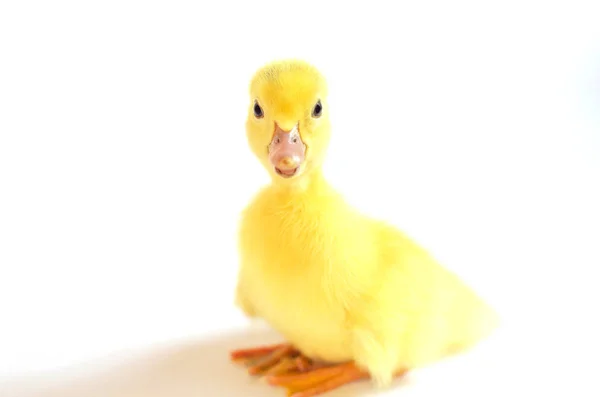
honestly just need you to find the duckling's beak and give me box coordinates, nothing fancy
[268,123,306,178]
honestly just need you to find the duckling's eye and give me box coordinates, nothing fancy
[312,100,323,118]
[253,101,264,118]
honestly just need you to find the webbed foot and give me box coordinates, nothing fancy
[231,344,407,396]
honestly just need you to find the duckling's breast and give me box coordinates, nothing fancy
[238,191,357,362]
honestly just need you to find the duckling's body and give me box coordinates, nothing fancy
[231,59,498,397]
[237,171,497,372]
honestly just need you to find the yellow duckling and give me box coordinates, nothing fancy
[231,59,499,397]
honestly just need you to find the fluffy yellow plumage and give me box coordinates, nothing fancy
[232,59,499,396]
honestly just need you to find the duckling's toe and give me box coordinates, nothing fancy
[267,361,369,397]
[231,343,305,375]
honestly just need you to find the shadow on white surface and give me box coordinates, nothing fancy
[1,326,419,397]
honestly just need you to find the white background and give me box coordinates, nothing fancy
[1,1,599,396]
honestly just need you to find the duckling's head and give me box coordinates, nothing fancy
[245,59,331,186]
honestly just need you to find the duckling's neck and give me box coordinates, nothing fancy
[271,169,331,196]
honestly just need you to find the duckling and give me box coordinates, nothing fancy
[230,59,499,397]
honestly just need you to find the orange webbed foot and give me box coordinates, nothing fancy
[230,343,303,375]
[231,344,407,396]
[266,361,369,397]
